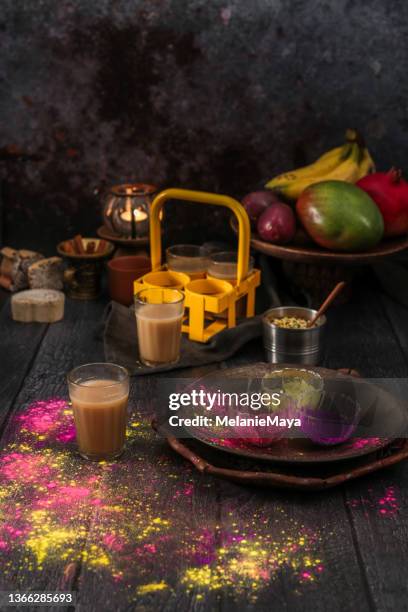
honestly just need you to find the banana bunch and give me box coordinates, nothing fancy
[265,130,375,200]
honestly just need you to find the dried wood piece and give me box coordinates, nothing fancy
[73,235,85,255]
[86,241,96,254]
[95,239,107,254]
[63,240,74,254]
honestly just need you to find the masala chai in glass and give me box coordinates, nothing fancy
[134,287,184,367]
[68,362,129,461]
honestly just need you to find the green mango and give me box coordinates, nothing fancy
[296,180,384,251]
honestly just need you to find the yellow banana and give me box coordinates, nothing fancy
[320,142,362,182]
[265,143,350,189]
[265,129,360,190]
[268,143,362,200]
[356,148,376,180]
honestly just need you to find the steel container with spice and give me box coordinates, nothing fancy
[262,306,326,365]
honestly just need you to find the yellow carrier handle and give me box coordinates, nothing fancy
[150,188,250,284]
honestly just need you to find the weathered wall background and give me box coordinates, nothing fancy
[1,0,408,251]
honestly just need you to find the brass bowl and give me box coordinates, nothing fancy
[57,238,114,300]
[57,238,114,260]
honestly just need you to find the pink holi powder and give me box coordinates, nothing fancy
[16,398,75,445]
[18,399,69,433]
[56,427,76,443]
[59,486,90,499]
[103,534,125,552]
[143,544,157,553]
[347,485,399,517]
[347,438,382,450]
[0,453,52,482]
[34,485,93,510]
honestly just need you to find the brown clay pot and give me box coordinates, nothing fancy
[108,255,151,306]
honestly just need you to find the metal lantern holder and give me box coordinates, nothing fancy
[133,188,261,342]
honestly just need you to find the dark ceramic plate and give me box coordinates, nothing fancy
[230,216,408,265]
[183,364,408,464]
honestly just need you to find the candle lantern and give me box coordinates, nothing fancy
[102,183,157,239]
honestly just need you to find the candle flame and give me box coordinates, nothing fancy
[120,209,148,222]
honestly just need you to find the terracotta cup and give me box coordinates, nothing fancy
[108,256,151,306]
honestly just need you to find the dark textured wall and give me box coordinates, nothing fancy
[1,0,408,251]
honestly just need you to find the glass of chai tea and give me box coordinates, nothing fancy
[134,287,184,367]
[67,362,129,461]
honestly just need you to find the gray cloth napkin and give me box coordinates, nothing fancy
[104,301,263,375]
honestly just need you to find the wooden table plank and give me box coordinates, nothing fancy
[216,486,369,612]
[75,369,224,611]
[327,286,408,612]
[342,467,408,611]
[323,286,408,377]
[379,294,408,374]
[0,297,107,600]
[0,298,48,431]
[203,281,407,611]
[212,341,371,610]
[0,288,10,309]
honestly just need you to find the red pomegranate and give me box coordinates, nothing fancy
[357,169,408,238]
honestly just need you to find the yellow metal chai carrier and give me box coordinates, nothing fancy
[133,188,261,342]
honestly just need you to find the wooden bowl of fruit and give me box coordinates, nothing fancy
[230,214,408,265]
[231,130,408,304]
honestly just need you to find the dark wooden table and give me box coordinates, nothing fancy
[0,280,407,612]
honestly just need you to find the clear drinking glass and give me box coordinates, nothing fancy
[207,251,255,317]
[67,362,129,461]
[134,288,184,367]
[166,244,210,278]
[207,251,254,281]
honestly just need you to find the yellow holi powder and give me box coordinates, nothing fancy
[181,533,323,596]
[133,517,171,541]
[182,566,227,590]
[152,517,169,526]
[26,526,79,568]
[82,545,110,567]
[24,510,88,568]
[137,581,168,595]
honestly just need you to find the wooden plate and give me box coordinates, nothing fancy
[182,364,407,464]
[158,433,408,491]
[230,216,408,265]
